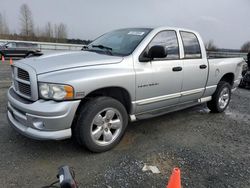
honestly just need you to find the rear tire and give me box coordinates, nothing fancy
[73,97,128,152]
[207,81,231,113]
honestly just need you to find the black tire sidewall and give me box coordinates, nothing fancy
[75,97,128,152]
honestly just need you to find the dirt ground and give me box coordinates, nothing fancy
[0,62,249,188]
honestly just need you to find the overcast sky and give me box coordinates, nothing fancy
[1,0,249,49]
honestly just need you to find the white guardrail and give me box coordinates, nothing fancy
[0,39,83,51]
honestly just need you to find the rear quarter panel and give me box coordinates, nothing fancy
[204,58,244,97]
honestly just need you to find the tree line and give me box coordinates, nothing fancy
[0,4,90,44]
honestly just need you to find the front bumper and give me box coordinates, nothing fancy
[7,87,81,140]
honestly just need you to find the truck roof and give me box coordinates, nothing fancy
[116,27,200,37]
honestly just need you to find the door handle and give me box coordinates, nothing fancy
[199,64,207,69]
[172,67,182,72]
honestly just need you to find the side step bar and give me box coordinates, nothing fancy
[130,96,212,122]
[198,96,212,103]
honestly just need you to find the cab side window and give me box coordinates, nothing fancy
[148,31,180,60]
[180,31,202,59]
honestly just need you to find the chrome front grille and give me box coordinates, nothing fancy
[12,65,38,101]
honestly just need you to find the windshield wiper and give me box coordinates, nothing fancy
[91,44,113,55]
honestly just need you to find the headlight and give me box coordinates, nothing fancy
[39,83,74,101]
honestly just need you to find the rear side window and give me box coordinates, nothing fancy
[180,31,201,59]
[148,30,180,60]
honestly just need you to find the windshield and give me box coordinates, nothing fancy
[86,28,152,56]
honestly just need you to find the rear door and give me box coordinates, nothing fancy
[179,31,208,102]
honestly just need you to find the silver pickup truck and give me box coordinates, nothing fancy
[7,27,244,152]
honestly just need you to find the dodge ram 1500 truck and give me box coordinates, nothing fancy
[7,27,245,152]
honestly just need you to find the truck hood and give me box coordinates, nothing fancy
[16,51,123,74]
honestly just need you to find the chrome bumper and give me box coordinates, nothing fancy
[7,87,81,140]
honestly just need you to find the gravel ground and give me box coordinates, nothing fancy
[0,63,249,188]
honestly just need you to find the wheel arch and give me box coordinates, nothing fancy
[79,86,132,114]
[219,72,234,86]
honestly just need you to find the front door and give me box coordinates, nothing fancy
[134,30,183,114]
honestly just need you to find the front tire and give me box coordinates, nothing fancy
[207,81,231,113]
[73,97,128,152]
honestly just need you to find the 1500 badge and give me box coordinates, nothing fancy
[138,82,159,88]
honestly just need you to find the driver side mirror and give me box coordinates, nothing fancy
[139,45,167,62]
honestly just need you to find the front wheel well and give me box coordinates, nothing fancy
[79,87,132,114]
[219,73,234,86]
